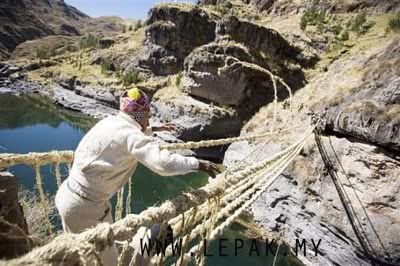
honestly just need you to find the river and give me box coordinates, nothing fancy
[0,94,300,265]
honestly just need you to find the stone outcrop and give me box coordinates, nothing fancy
[224,134,400,265]
[0,172,32,259]
[125,4,217,76]
[183,16,306,120]
[324,40,400,152]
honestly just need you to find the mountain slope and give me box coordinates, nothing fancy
[0,0,89,60]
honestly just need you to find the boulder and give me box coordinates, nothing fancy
[182,16,306,120]
[125,4,216,76]
[0,172,32,259]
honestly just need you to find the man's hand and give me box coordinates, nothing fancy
[198,159,222,179]
[152,123,177,132]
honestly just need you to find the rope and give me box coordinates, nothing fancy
[0,151,74,169]
[179,135,308,264]
[126,175,133,215]
[152,127,313,264]
[2,126,314,265]
[314,133,397,266]
[54,161,62,189]
[34,159,53,237]
[115,186,125,221]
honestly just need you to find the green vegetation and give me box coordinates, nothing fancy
[121,71,140,86]
[213,4,229,16]
[79,34,99,49]
[36,47,56,59]
[300,7,372,35]
[134,20,143,31]
[386,13,400,33]
[175,72,183,87]
[350,11,367,32]
[101,58,113,75]
[300,6,327,31]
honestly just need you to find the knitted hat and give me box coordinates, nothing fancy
[120,88,150,114]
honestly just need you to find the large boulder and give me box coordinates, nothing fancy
[0,172,32,259]
[126,4,217,76]
[182,16,306,120]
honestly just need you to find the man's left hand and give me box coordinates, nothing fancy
[152,123,177,132]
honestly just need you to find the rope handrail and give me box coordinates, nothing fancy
[0,151,74,169]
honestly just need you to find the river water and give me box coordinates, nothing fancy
[0,94,300,265]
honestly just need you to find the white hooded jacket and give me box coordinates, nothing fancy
[67,111,199,202]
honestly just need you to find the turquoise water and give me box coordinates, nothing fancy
[0,94,300,265]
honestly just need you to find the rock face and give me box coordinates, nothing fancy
[200,0,400,14]
[183,16,306,120]
[0,172,32,259]
[224,135,400,265]
[324,40,400,152]
[126,4,216,76]
[151,95,241,161]
[0,0,88,60]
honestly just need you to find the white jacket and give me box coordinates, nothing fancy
[68,111,199,202]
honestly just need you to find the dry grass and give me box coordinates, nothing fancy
[18,188,59,246]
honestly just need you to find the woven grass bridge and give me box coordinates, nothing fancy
[0,65,314,265]
[0,122,316,265]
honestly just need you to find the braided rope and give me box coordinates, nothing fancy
[126,175,133,215]
[33,159,53,237]
[0,151,74,169]
[54,161,62,189]
[115,186,125,221]
[156,136,304,264]
[181,135,308,264]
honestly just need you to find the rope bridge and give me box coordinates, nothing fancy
[0,63,307,265]
[0,124,315,265]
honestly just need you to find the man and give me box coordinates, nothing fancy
[55,88,220,265]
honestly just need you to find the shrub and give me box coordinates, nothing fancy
[79,34,98,49]
[101,58,113,74]
[121,71,140,86]
[122,24,126,33]
[175,72,183,87]
[78,61,82,70]
[339,30,349,41]
[386,13,400,33]
[134,20,142,31]
[128,25,133,31]
[300,6,327,31]
[35,47,57,59]
[214,4,229,16]
[350,11,367,32]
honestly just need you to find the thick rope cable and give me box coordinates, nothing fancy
[153,130,311,264]
[0,151,74,169]
[180,140,306,265]
[126,175,133,215]
[54,161,62,189]
[160,130,276,151]
[34,159,53,237]
[115,186,125,221]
